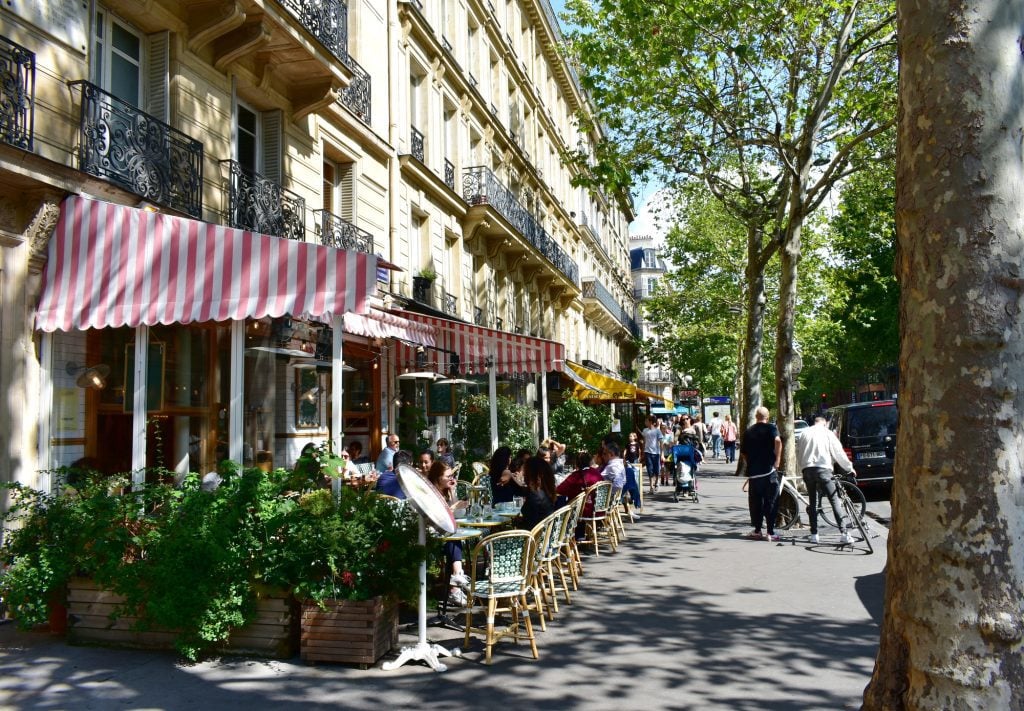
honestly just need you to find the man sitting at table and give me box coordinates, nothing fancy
[600,440,627,489]
[376,450,412,499]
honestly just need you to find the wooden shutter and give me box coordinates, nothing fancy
[146,30,170,123]
[261,109,283,183]
[338,162,355,221]
[322,162,335,213]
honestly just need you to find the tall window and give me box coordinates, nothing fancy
[323,159,355,221]
[93,9,144,107]
[236,104,259,173]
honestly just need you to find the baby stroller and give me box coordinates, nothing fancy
[672,442,700,503]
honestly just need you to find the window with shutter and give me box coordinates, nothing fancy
[261,109,283,184]
[146,30,169,122]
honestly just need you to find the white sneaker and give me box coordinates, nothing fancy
[448,587,467,607]
[808,534,819,544]
[839,532,853,544]
[449,573,470,588]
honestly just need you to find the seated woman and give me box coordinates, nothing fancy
[519,456,558,530]
[556,451,605,538]
[490,446,527,504]
[435,438,456,468]
[427,461,470,607]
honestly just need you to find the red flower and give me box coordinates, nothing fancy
[341,571,356,587]
[377,540,391,553]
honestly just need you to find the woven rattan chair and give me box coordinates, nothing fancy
[527,513,557,628]
[461,530,540,664]
[559,491,587,590]
[471,461,489,481]
[579,481,618,555]
[538,505,574,611]
[608,483,627,541]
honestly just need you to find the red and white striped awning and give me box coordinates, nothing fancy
[394,311,564,375]
[35,196,377,332]
[343,309,436,347]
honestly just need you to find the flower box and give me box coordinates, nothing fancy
[65,578,298,658]
[300,596,398,666]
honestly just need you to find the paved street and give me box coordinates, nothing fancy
[0,458,888,710]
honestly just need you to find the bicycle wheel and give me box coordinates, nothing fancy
[820,480,866,528]
[775,487,800,530]
[842,489,874,554]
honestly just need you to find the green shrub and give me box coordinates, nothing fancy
[549,398,613,455]
[452,393,536,459]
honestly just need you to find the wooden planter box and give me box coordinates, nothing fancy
[300,597,398,666]
[65,578,298,658]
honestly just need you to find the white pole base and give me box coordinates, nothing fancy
[382,642,459,672]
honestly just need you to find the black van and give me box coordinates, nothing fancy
[826,400,897,491]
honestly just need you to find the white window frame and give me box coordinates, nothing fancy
[92,8,145,108]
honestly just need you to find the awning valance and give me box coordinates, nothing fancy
[394,311,564,375]
[343,309,436,347]
[36,196,377,332]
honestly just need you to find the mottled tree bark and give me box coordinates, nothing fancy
[864,0,1024,707]
[740,224,769,432]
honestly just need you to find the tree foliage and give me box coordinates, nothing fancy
[548,398,612,455]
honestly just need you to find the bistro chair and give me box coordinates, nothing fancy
[537,505,574,611]
[579,481,618,556]
[527,514,557,629]
[559,492,587,590]
[461,530,540,664]
[608,483,627,541]
[471,462,489,481]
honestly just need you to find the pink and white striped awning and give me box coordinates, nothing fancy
[35,196,377,332]
[394,311,564,375]
[343,309,436,347]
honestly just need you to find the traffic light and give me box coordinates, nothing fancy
[821,392,828,404]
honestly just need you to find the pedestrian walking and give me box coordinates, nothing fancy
[796,416,857,544]
[709,412,724,459]
[722,414,739,463]
[641,416,663,493]
[739,406,782,541]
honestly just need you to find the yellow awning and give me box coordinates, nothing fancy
[635,386,673,408]
[568,362,637,402]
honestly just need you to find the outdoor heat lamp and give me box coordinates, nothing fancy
[66,362,110,390]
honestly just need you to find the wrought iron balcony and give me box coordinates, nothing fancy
[0,36,34,151]
[444,159,455,190]
[474,306,485,326]
[339,54,371,124]
[315,209,373,253]
[443,291,458,317]
[70,81,203,218]
[462,166,579,286]
[583,278,637,335]
[278,0,348,62]
[222,160,305,241]
[410,125,424,162]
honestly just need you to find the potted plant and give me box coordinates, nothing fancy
[451,393,537,459]
[263,486,426,665]
[411,265,436,304]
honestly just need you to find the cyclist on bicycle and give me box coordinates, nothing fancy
[796,416,857,544]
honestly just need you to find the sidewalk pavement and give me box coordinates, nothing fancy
[0,458,887,710]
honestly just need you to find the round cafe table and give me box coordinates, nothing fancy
[455,515,507,529]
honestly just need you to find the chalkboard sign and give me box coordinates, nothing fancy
[123,342,165,412]
[427,382,456,416]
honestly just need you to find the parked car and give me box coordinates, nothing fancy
[826,400,897,492]
[793,419,809,437]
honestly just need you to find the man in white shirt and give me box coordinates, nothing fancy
[796,416,857,544]
[600,440,626,489]
[708,412,724,459]
[641,416,663,493]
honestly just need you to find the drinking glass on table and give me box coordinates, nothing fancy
[513,496,524,510]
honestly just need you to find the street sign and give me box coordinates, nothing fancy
[678,389,699,397]
[706,396,732,404]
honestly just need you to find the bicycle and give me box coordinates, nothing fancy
[774,471,873,554]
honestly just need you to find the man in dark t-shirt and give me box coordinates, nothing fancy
[739,406,782,541]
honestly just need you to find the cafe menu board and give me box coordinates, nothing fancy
[396,464,456,534]
[427,381,456,417]
[6,0,89,52]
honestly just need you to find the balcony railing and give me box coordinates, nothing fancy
[444,159,455,190]
[339,54,371,124]
[583,278,637,335]
[278,0,348,62]
[0,36,34,151]
[410,125,424,162]
[70,80,203,218]
[462,166,579,286]
[443,291,458,317]
[222,160,305,241]
[315,209,373,253]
